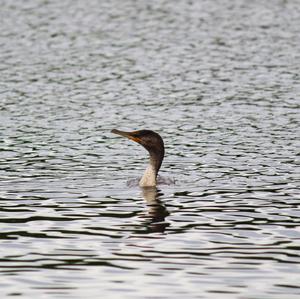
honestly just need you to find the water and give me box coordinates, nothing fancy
[1,0,300,298]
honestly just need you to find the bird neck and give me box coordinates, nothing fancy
[139,153,163,187]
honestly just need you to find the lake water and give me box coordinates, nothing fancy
[1,0,300,298]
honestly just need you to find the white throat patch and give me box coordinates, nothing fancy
[139,164,157,187]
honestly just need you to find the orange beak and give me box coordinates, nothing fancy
[111,129,141,143]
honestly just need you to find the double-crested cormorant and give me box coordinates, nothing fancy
[111,129,164,187]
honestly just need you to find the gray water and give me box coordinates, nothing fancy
[1,0,300,298]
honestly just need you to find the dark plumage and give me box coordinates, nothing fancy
[111,129,165,187]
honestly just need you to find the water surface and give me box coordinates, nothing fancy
[1,0,300,298]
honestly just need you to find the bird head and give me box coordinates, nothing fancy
[111,128,166,182]
[111,129,164,156]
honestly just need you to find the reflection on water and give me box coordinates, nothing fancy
[140,187,170,233]
[1,0,300,298]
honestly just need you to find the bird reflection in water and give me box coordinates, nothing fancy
[140,187,169,233]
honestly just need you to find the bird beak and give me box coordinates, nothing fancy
[111,129,141,143]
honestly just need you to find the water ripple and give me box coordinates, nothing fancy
[1,0,300,298]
